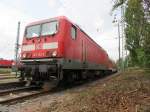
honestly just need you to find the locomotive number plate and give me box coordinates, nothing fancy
[35,44,43,50]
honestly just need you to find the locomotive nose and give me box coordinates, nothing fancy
[43,42,58,49]
[21,42,59,59]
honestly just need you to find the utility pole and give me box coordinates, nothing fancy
[15,21,20,75]
[118,22,121,70]
[122,5,128,70]
[113,15,121,71]
[121,6,124,71]
[121,5,125,71]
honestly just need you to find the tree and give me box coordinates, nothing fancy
[113,0,150,67]
[113,0,150,10]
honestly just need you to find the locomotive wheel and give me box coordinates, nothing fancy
[25,80,32,87]
[19,72,25,82]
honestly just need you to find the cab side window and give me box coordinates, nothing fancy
[71,25,77,39]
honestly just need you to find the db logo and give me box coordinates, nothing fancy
[36,44,42,50]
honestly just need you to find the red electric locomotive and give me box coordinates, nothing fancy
[0,59,13,68]
[20,16,117,88]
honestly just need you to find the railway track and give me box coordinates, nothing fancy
[0,82,25,90]
[0,76,16,80]
[0,85,40,95]
[0,74,13,77]
[0,81,57,105]
[0,73,17,80]
[0,72,120,105]
[0,86,43,105]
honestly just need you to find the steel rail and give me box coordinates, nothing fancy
[0,90,49,105]
[0,86,40,96]
[0,72,120,105]
[0,82,25,89]
[0,76,17,80]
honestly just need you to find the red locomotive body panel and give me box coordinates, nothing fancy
[0,59,13,68]
[63,19,110,69]
[21,16,114,70]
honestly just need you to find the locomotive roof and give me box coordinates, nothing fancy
[26,16,68,26]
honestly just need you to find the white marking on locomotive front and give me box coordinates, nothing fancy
[43,42,58,49]
[22,44,35,51]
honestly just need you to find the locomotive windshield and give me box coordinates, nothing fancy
[25,21,58,38]
[26,25,40,38]
[41,21,58,36]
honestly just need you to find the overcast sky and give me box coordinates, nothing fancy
[0,0,119,61]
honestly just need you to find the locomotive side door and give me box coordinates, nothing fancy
[82,40,86,63]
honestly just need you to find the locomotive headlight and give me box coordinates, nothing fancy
[52,51,57,57]
[12,62,15,66]
[22,53,26,58]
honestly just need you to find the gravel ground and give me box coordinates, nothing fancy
[0,92,66,112]
[0,85,89,112]
[0,73,119,112]
[0,69,149,112]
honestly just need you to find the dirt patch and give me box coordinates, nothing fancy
[41,69,150,112]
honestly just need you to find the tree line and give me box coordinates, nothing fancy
[113,0,150,68]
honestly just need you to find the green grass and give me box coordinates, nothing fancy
[0,78,19,84]
[0,68,12,74]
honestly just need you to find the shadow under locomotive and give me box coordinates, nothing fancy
[38,71,118,96]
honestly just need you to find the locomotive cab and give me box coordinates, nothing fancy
[20,17,66,87]
[22,20,62,59]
